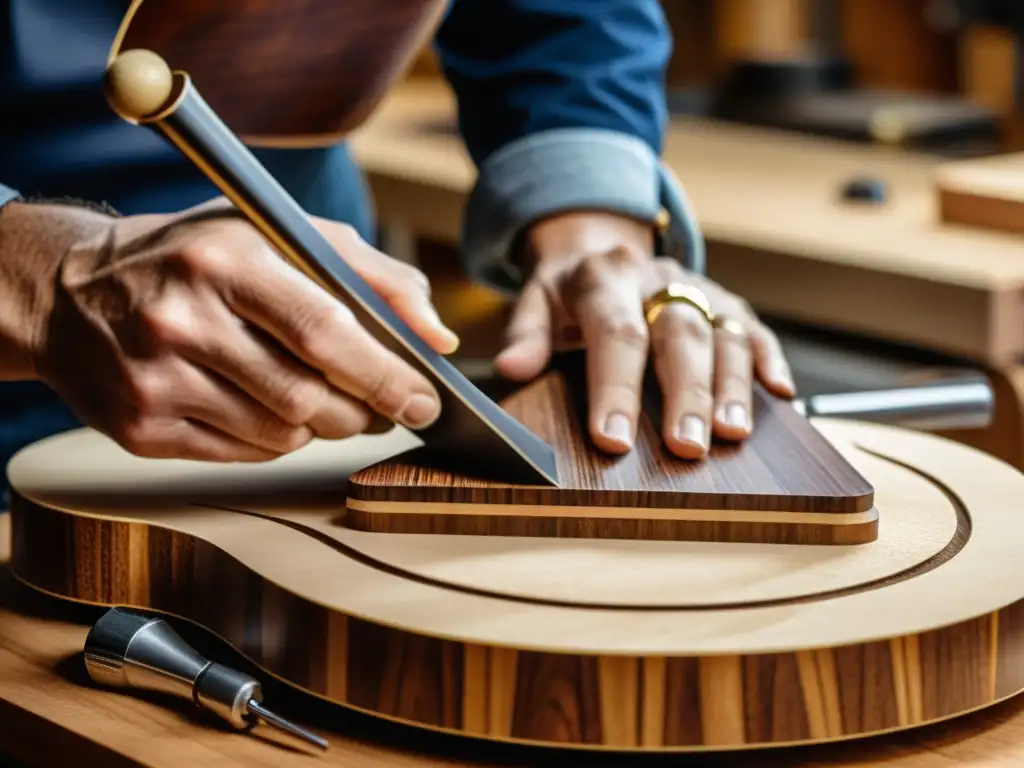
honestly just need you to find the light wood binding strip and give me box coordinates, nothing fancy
[346,499,879,525]
[597,656,640,747]
[640,658,667,748]
[796,649,843,739]
[488,647,517,738]
[699,655,746,745]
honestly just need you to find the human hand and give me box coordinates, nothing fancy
[18,200,459,462]
[494,211,795,459]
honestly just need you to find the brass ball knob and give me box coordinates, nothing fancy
[104,49,175,121]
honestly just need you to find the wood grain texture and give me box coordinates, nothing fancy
[7,418,1024,753]
[935,153,1024,236]
[10,511,1024,768]
[111,0,447,144]
[347,355,876,544]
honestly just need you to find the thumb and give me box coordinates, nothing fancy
[315,219,460,355]
[495,280,553,382]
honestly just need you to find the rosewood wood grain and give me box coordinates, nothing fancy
[110,0,447,144]
[7,419,1024,752]
[347,355,877,544]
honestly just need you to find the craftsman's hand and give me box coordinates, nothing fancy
[495,211,794,459]
[10,199,458,462]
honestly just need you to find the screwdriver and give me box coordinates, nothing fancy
[83,606,329,752]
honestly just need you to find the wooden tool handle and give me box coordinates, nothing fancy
[103,50,559,488]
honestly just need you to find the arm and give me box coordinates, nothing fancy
[435,2,791,460]
[0,184,108,380]
[434,0,686,290]
[0,184,459,462]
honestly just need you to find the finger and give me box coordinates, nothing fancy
[651,302,715,459]
[114,415,284,463]
[711,322,754,442]
[749,322,796,397]
[495,279,553,382]
[566,260,648,454]
[152,294,378,439]
[315,220,460,354]
[217,242,443,430]
[175,361,316,455]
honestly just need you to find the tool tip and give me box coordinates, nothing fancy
[247,699,329,751]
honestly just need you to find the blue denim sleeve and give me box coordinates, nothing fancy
[0,184,20,209]
[434,0,704,291]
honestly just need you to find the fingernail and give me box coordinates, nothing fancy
[717,403,749,431]
[438,328,460,354]
[398,394,441,429]
[603,413,633,448]
[677,415,707,448]
[774,367,796,395]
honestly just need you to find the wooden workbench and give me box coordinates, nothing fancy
[347,81,1024,470]
[349,80,1024,366]
[4,510,1024,768]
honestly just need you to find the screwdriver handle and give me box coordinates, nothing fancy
[84,607,328,751]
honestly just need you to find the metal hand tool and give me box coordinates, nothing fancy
[84,607,328,752]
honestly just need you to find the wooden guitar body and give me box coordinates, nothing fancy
[9,390,1024,752]
[110,0,448,145]
[33,0,1022,753]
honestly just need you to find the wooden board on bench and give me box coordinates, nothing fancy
[346,354,877,544]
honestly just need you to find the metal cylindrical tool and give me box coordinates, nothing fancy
[84,607,328,752]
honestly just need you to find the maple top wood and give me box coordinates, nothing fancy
[7,416,1021,658]
[348,81,1024,366]
[6,413,1024,754]
[3,431,1024,768]
[0,516,1019,768]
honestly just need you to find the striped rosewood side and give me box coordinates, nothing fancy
[11,496,1024,751]
[346,361,877,546]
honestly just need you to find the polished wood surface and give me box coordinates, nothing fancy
[111,0,447,144]
[10,510,1024,768]
[348,82,1024,367]
[8,415,1024,752]
[348,356,876,544]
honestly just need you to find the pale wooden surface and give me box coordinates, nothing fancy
[10,417,1022,657]
[936,153,1024,235]
[348,81,1024,366]
[6,507,1024,766]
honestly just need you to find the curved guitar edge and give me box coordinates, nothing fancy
[10,491,1024,752]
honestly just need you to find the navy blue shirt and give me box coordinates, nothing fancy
[0,0,697,493]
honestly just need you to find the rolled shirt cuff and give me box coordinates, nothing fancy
[460,127,704,292]
[0,183,20,210]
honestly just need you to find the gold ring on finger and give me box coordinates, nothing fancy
[712,315,748,339]
[643,282,714,327]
